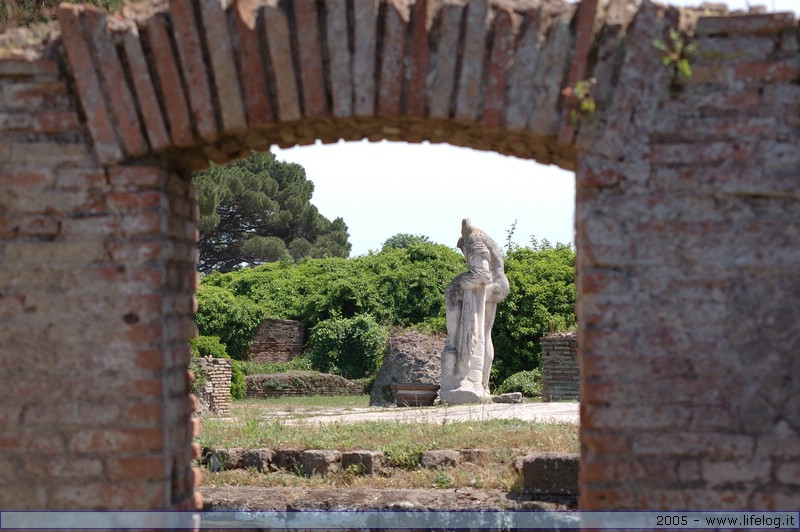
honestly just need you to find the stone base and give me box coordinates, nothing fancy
[440,386,491,405]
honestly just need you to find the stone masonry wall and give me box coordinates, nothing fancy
[540,332,579,402]
[248,319,304,363]
[194,358,232,416]
[577,5,800,510]
[0,0,798,516]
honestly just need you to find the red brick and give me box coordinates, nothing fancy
[583,404,691,430]
[735,60,800,82]
[191,442,202,460]
[21,457,103,479]
[633,433,755,460]
[107,166,165,190]
[377,1,408,116]
[352,0,378,116]
[144,14,194,146]
[481,9,515,128]
[581,430,631,456]
[0,58,59,77]
[454,0,488,122]
[324,0,353,117]
[132,379,164,398]
[84,7,148,157]
[106,190,163,212]
[775,462,800,486]
[120,402,165,425]
[136,350,166,372]
[558,0,598,145]
[428,3,463,119]
[696,12,796,36]
[231,0,273,126]
[294,0,328,119]
[580,488,639,510]
[107,456,167,481]
[169,0,218,142]
[504,8,543,130]
[57,4,123,164]
[68,428,164,453]
[49,481,167,510]
[406,0,431,117]
[264,4,301,121]
[0,110,80,133]
[119,26,171,151]
[198,0,247,132]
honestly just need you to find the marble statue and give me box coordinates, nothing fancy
[441,219,509,404]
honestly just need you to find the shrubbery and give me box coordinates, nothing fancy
[194,285,265,360]
[189,335,229,359]
[495,369,542,397]
[194,239,576,391]
[307,314,389,380]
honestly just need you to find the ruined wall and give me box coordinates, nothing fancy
[0,33,200,510]
[577,7,800,510]
[0,0,798,516]
[248,319,304,363]
[193,357,233,416]
[540,332,579,402]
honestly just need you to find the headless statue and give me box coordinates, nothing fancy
[441,219,509,404]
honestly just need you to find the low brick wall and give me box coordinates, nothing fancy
[194,358,232,415]
[246,372,366,398]
[249,319,304,363]
[540,332,579,402]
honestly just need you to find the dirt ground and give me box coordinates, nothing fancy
[200,401,580,515]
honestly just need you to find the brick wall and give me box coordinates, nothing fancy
[541,332,579,402]
[193,358,232,416]
[248,319,304,363]
[0,0,798,515]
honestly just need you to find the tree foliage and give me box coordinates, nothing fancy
[381,233,431,250]
[492,241,576,383]
[307,314,389,379]
[193,285,265,360]
[193,151,351,273]
[195,239,576,387]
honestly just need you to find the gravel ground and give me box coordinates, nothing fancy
[261,401,579,425]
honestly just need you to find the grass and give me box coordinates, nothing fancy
[196,395,578,490]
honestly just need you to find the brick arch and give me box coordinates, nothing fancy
[57,0,613,171]
[1,0,799,518]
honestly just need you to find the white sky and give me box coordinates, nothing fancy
[272,0,797,257]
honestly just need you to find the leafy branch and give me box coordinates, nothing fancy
[654,28,698,82]
[561,77,597,126]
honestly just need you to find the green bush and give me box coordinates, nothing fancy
[492,242,576,384]
[194,284,265,359]
[307,314,389,379]
[230,361,246,400]
[189,335,229,359]
[494,369,542,398]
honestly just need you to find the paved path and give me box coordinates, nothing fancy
[267,401,579,425]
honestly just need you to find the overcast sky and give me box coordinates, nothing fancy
[272,0,797,257]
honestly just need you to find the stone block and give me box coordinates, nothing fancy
[492,393,523,404]
[522,452,579,495]
[205,448,245,472]
[459,448,492,464]
[271,449,301,472]
[420,450,460,469]
[240,449,273,473]
[342,450,384,474]
[301,450,341,476]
